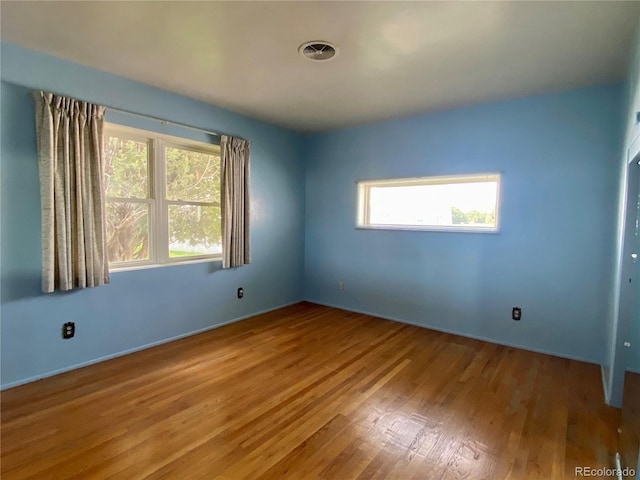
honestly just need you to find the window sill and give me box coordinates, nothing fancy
[355,225,500,234]
[110,256,222,273]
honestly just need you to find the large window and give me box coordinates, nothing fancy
[357,174,500,232]
[104,124,221,269]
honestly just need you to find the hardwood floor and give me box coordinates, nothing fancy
[1,302,621,480]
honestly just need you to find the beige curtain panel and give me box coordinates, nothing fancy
[33,91,110,292]
[221,135,251,268]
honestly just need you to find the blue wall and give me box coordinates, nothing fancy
[604,19,640,406]
[304,85,623,364]
[0,43,306,388]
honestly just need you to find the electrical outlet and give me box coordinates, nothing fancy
[237,287,244,299]
[512,307,522,321]
[62,322,75,339]
[338,281,344,290]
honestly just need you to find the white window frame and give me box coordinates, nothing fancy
[356,173,501,233]
[105,123,221,271]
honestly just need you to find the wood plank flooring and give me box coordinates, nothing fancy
[1,302,621,479]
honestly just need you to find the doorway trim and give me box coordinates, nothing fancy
[607,130,640,407]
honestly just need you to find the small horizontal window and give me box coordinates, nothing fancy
[357,174,500,232]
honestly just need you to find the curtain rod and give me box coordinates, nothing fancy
[32,88,226,139]
[106,105,221,138]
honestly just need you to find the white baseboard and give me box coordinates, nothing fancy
[614,452,623,480]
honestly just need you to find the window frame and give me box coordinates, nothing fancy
[104,123,222,271]
[356,173,501,233]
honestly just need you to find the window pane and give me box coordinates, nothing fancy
[104,136,149,199]
[168,205,221,257]
[106,202,150,263]
[366,179,498,229]
[165,147,220,202]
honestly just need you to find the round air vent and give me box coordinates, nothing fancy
[298,41,338,62]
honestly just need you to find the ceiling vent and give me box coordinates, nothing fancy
[299,41,338,62]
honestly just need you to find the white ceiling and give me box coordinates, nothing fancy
[2,1,639,132]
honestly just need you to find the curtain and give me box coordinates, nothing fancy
[33,91,110,292]
[221,135,251,268]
